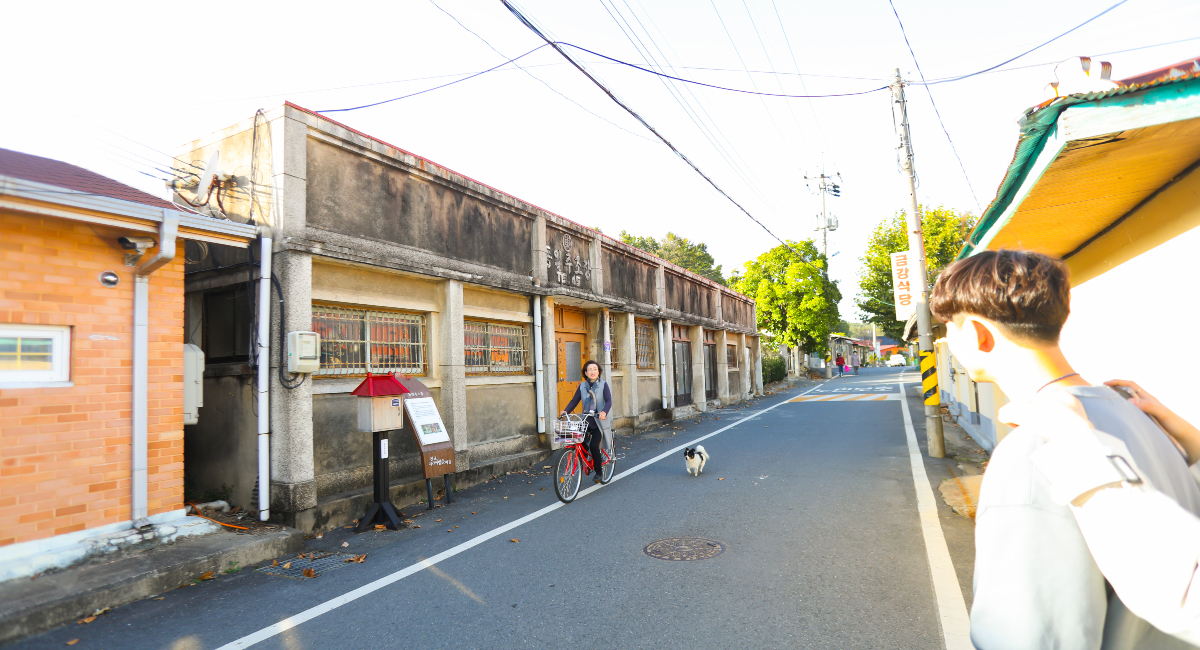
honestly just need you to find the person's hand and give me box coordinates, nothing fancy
[1105,379,1200,465]
[559,410,567,418]
[599,411,607,421]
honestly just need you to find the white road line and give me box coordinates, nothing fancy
[898,380,973,650]
[215,383,823,649]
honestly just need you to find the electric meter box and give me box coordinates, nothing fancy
[287,331,320,373]
[183,343,204,425]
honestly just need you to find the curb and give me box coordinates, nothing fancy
[0,528,303,645]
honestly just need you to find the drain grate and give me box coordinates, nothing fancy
[643,537,726,561]
[257,552,366,580]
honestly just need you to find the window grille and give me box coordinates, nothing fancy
[635,320,654,370]
[727,344,738,369]
[465,321,531,375]
[311,305,426,376]
[607,315,617,362]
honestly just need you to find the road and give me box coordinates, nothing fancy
[15,367,978,650]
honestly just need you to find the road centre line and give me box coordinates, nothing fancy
[898,380,973,650]
[215,384,824,649]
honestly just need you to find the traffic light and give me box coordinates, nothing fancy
[831,184,841,197]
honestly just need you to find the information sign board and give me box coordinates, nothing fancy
[404,397,451,445]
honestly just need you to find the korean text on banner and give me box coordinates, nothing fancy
[890,251,917,322]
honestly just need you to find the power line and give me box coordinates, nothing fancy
[887,0,981,213]
[426,0,655,142]
[499,0,835,284]
[739,0,813,156]
[914,0,1132,86]
[769,0,829,157]
[316,45,549,113]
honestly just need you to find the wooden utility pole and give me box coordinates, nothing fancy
[891,68,945,458]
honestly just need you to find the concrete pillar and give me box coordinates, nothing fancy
[269,250,316,523]
[616,313,637,428]
[716,329,730,406]
[752,336,764,396]
[736,332,749,398]
[438,279,469,467]
[533,215,549,286]
[662,318,674,410]
[589,236,603,295]
[540,297,559,447]
[689,324,706,412]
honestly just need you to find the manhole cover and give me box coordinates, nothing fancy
[256,552,366,580]
[643,537,726,561]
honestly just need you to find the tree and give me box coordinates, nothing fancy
[619,230,726,285]
[733,240,841,354]
[856,205,977,340]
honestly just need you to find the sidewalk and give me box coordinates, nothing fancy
[0,526,303,644]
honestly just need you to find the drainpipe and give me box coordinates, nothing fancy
[132,210,178,526]
[658,319,668,409]
[256,232,272,521]
[532,296,545,434]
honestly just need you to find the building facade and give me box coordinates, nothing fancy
[0,149,257,579]
[177,103,762,533]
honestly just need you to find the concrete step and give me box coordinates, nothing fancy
[0,528,303,644]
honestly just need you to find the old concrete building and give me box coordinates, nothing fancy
[177,103,761,532]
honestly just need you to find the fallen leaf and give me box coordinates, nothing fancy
[344,525,353,529]
[78,617,96,624]
[543,465,551,469]
[435,519,442,522]
[282,562,292,569]
[413,525,420,528]
[374,525,385,531]
[272,559,279,567]
[453,525,458,528]
[302,568,317,578]
[153,597,165,601]
[503,497,508,499]
[447,529,452,533]
[510,538,519,543]
[66,640,79,646]
[529,494,534,496]
[315,534,323,539]
[341,542,349,548]
[471,512,476,515]
[199,571,213,580]
[92,608,109,616]
[718,478,725,481]
[540,487,546,490]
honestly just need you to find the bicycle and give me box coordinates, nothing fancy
[552,411,615,503]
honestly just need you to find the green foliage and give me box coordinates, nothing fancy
[733,240,840,354]
[856,205,977,340]
[619,230,726,285]
[762,355,788,384]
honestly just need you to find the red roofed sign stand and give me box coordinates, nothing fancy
[350,373,457,533]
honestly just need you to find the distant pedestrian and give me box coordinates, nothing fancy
[834,353,845,376]
[851,352,861,375]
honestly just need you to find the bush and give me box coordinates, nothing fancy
[762,355,787,384]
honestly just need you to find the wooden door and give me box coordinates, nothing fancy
[555,306,589,413]
[556,332,587,412]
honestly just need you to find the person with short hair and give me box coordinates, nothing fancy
[850,351,861,375]
[931,249,1200,650]
[560,360,612,484]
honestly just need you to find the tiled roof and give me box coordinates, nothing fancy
[0,147,176,210]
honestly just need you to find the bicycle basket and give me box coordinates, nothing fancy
[552,418,587,444]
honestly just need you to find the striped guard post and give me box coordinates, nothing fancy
[920,351,940,406]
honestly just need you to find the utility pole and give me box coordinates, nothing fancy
[805,170,840,378]
[891,68,945,458]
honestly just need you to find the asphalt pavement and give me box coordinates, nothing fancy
[13,367,976,650]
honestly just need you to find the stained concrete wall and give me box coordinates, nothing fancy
[465,382,537,446]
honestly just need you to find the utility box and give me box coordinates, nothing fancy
[352,373,410,432]
[287,331,320,373]
[183,344,204,425]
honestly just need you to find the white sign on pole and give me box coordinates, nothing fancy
[890,251,917,322]
[403,397,451,445]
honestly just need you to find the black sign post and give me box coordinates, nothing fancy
[355,430,405,533]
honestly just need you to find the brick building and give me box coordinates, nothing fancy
[0,149,257,579]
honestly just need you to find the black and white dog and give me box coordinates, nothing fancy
[684,446,709,476]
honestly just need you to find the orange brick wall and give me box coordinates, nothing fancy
[0,212,185,547]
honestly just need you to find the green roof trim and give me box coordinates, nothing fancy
[958,74,1200,260]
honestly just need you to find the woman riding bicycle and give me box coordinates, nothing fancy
[559,359,612,484]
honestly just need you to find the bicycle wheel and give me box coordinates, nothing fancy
[599,435,616,484]
[555,446,582,503]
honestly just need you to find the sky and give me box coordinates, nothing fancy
[2,0,1197,320]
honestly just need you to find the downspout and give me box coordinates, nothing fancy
[658,319,668,409]
[256,232,272,521]
[132,209,178,526]
[532,296,545,435]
